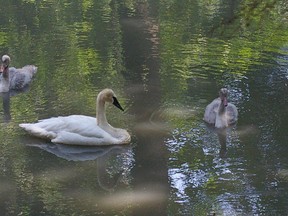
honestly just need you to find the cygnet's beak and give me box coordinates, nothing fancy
[0,64,4,73]
[112,96,124,111]
[0,61,9,73]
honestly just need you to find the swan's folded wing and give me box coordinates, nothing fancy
[203,99,220,124]
[19,123,57,140]
[226,103,238,124]
[20,115,130,145]
[19,116,79,139]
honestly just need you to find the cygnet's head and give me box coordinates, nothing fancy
[2,55,10,67]
[219,88,228,106]
[98,88,124,111]
[0,55,10,73]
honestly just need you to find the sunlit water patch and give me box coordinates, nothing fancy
[165,102,272,215]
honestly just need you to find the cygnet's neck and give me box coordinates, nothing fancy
[215,101,228,128]
[0,67,10,92]
[218,99,226,115]
[2,65,9,78]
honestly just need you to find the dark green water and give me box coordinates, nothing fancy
[0,1,288,215]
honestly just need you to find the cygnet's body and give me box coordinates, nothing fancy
[0,55,37,92]
[203,88,238,128]
[19,89,131,146]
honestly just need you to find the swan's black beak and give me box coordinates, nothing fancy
[113,96,124,111]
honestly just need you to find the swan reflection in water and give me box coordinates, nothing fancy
[0,86,31,123]
[204,123,229,158]
[27,141,133,191]
[216,129,228,158]
[204,123,261,158]
[1,92,11,122]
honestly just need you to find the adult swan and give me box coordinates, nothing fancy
[0,55,38,92]
[203,88,238,128]
[20,89,131,145]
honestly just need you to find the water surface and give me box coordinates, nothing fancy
[0,1,288,215]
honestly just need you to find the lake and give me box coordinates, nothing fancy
[0,0,288,215]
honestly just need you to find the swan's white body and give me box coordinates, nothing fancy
[0,55,37,92]
[20,89,131,146]
[203,88,238,128]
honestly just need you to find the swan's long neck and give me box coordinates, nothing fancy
[96,95,108,127]
[2,66,9,79]
[215,98,228,128]
[218,99,226,115]
[0,66,10,92]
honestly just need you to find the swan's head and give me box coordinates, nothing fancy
[0,55,10,73]
[219,88,228,107]
[99,88,124,111]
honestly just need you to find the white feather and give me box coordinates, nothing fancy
[20,89,131,146]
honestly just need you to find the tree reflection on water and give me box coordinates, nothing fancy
[0,0,287,215]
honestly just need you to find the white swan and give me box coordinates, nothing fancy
[19,89,131,145]
[203,88,238,128]
[0,55,37,92]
